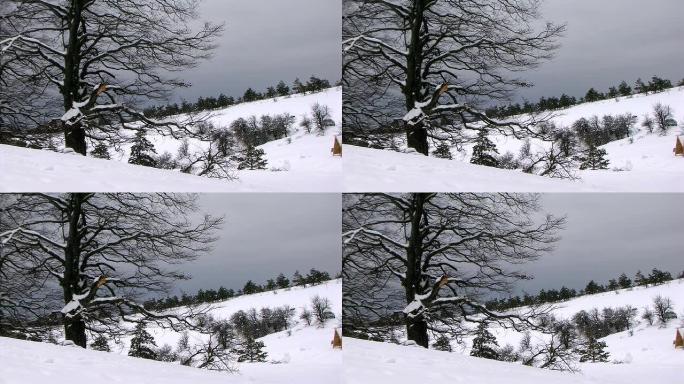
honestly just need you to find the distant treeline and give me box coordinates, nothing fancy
[485,268,683,311]
[144,268,339,311]
[486,75,684,118]
[143,76,339,118]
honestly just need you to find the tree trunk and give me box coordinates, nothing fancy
[62,0,87,156]
[64,122,87,155]
[404,193,429,347]
[404,0,429,156]
[64,316,87,348]
[62,193,87,347]
[406,317,429,348]
[406,124,429,156]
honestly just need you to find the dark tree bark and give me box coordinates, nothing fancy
[343,0,565,154]
[1,193,223,347]
[343,193,565,347]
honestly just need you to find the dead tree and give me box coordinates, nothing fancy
[343,0,565,155]
[343,193,565,348]
[0,193,223,348]
[1,0,223,154]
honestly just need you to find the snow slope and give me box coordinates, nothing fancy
[0,279,342,384]
[346,280,684,383]
[0,88,342,192]
[345,87,684,192]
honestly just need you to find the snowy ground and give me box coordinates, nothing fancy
[345,87,684,192]
[0,279,342,384]
[346,279,684,383]
[0,87,342,192]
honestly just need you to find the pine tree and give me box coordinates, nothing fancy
[618,81,632,96]
[276,80,290,96]
[432,143,453,159]
[585,88,602,102]
[577,336,610,363]
[579,144,609,170]
[618,273,632,289]
[470,130,500,167]
[237,146,268,170]
[432,335,452,352]
[128,323,158,360]
[90,335,110,352]
[90,143,111,159]
[128,130,157,167]
[292,270,305,286]
[470,323,500,360]
[635,270,647,286]
[275,273,290,289]
[235,338,268,362]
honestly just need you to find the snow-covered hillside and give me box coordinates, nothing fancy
[0,279,342,384]
[0,87,342,192]
[345,87,684,192]
[348,280,683,383]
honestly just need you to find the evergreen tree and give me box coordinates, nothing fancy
[243,280,260,295]
[470,323,500,360]
[579,144,609,170]
[618,81,632,96]
[584,280,603,294]
[90,335,110,352]
[275,273,290,289]
[236,146,268,170]
[618,273,632,289]
[585,88,602,102]
[128,130,158,167]
[128,323,158,360]
[90,143,111,159]
[293,78,306,94]
[635,270,647,286]
[432,143,453,159]
[276,80,290,96]
[635,78,648,94]
[292,270,306,286]
[432,335,452,352]
[235,339,268,362]
[243,88,259,102]
[577,336,610,363]
[470,130,500,167]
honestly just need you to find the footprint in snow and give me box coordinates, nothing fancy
[385,358,396,363]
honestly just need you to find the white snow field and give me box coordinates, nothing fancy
[0,279,342,384]
[345,279,684,383]
[345,86,684,192]
[0,87,342,192]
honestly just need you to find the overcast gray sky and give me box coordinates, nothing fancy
[172,194,341,295]
[510,194,682,296]
[173,0,341,102]
[513,0,684,102]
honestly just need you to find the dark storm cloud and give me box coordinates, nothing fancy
[173,194,341,295]
[511,194,682,295]
[173,0,341,102]
[513,0,684,102]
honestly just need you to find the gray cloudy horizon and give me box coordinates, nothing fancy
[512,0,684,103]
[509,194,682,296]
[171,0,341,103]
[169,194,341,296]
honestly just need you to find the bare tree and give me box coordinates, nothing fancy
[342,193,565,348]
[653,295,676,326]
[0,193,223,348]
[343,0,565,155]
[653,103,675,135]
[1,0,223,155]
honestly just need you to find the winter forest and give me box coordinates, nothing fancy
[1,0,682,383]
[342,192,683,383]
[342,0,684,192]
[0,193,342,383]
[0,0,342,192]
